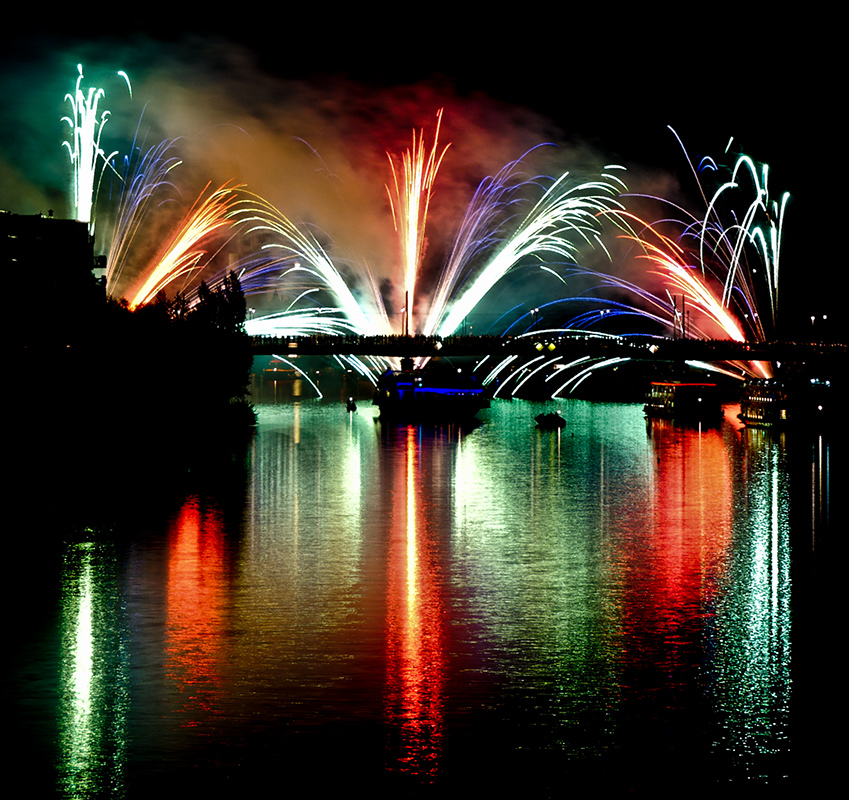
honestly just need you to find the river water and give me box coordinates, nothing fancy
[9,396,838,797]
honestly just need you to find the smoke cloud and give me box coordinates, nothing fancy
[1,33,684,325]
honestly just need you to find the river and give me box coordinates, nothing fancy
[8,396,838,797]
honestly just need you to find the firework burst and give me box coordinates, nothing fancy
[61,65,129,235]
[61,61,788,390]
[236,120,627,356]
[385,109,450,334]
[527,131,792,381]
[128,182,244,310]
[106,137,183,295]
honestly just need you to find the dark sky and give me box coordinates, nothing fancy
[2,13,839,337]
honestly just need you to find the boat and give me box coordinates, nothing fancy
[373,362,490,421]
[737,378,789,427]
[535,411,565,429]
[738,376,832,428]
[346,396,357,412]
[643,381,721,425]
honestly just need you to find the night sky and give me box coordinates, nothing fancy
[2,12,840,339]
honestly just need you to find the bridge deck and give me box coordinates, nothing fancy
[251,333,843,366]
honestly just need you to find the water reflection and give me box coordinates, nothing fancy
[31,398,831,794]
[450,403,629,757]
[384,425,446,779]
[609,418,736,770]
[811,432,830,546]
[59,539,129,798]
[712,423,791,779]
[165,498,229,726]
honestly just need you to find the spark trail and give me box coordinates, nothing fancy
[699,147,787,339]
[641,129,788,346]
[385,110,450,334]
[535,132,792,380]
[61,65,129,235]
[237,192,391,338]
[421,146,547,337]
[239,126,627,354]
[128,182,244,310]
[433,165,628,338]
[106,137,183,295]
[618,213,747,341]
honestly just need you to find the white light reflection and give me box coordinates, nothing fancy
[59,540,128,798]
[712,433,791,777]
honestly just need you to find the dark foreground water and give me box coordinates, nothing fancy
[9,399,839,797]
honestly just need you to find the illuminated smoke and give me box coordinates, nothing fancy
[40,44,790,387]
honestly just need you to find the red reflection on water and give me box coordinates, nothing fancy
[652,419,731,601]
[384,426,447,780]
[164,497,228,725]
[619,420,733,705]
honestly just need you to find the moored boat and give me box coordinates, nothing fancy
[644,381,721,425]
[535,411,566,429]
[373,363,490,421]
[738,376,832,428]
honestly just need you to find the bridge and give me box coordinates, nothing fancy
[251,332,843,370]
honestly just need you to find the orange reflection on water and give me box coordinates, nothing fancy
[652,418,732,602]
[164,497,228,725]
[620,419,733,690]
[384,426,447,780]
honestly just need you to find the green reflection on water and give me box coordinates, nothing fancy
[58,539,129,799]
[42,398,803,791]
[449,401,651,754]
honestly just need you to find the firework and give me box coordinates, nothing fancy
[622,130,789,346]
[106,137,183,295]
[421,145,547,337]
[237,192,392,338]
[128,182,243,310]
[72,71,786,389]
[385,110,450,334]
[434,166,628,338]
[699,148,787,339]
[240,128,627,357]
[61,65,128,234]
[90,102,629,365]
[617,213,747,341]
[529,132,792,381]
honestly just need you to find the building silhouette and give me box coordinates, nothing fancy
[2,210,102,344]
